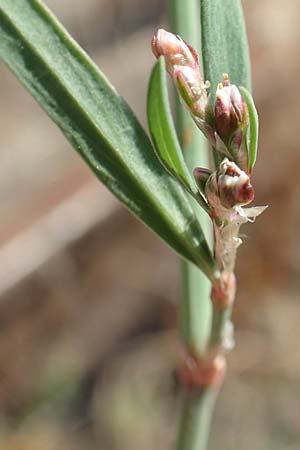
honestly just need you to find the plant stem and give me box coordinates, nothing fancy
[176,388,218,450]
[210,304,232,349]
[169,1,220,449]
[170,0,212,361]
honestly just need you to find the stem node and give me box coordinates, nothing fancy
[179,351,226,389]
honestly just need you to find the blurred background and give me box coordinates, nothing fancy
[0,0,299,449]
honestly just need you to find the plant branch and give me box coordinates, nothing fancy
[176,388,218,450]
[169,1,219,450]
[170,0,212,366]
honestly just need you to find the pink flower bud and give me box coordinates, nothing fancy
[151,29,211,123]
[215,74,248,140]
[216,159,254,209]
[204,158,254,211]
[151,29,197,74]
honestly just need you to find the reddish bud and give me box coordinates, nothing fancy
[215,74,248,141]
[205,158,254,209]
[151,29,209,120]
[216,159,254,209]
[204,159,254,212]
[151,29,196,75]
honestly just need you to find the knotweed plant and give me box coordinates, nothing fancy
[0,0,265,449]
[150,27,266,389]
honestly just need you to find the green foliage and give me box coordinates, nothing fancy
[0,0,216,277]
[200,0,251,94]
[147,57,208,212]
[240,86,259,170]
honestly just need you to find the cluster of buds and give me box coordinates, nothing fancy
[150,28,268,391]
[151,28,266,266]
[150,29,264,231]
[151,29,251,174]
[151,30,266,386]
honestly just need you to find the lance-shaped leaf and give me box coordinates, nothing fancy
[239,86,259,171]
[147,57,209,212]
[0,0,216,278]
[200,0,251,94]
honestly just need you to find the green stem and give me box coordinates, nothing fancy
[170,0,212,360]
[176,388,218,450]
[169,1,219,450]
[210,304,232,349]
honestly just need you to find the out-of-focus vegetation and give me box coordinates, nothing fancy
[0,1,300,449]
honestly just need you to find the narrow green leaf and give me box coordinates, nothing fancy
[239,86,259,171]
[147,57,195,193]
[200,0,251,94]
[147,57,209,212]
[0,0,216,277]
